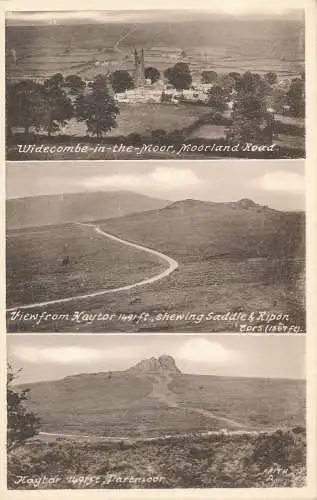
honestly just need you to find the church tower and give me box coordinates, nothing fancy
[133,48,145,88]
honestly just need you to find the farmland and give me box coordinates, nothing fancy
[63,103,208,137]
[6,16,304,81]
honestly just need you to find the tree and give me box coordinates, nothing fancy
[264,72,278,85]
[207,85,226,111]
[218,74,236,97]
[286,77,305,117]
[228,72,242,90]
[226,72,271,144]
[201,70,218,84]
[7,365,41,452]
[145,66,160,84]
[164,62,192,90]
[6,80,47,136]
[110,70,134,93]
[42,76,74,136]
[47,73,65,89]
[65,74,86,94]
[76,75,119,137]
[228,72,241,81]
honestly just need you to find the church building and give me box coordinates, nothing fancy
[133,49,146,88]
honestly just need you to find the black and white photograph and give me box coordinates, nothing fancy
[6,334,306,489]
[6,160,305,333]
[5,4,305,161]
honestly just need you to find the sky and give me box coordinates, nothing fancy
[6,160,305,211]
[5,3,305,26]
[7,334,305,384]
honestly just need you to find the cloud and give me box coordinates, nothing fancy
[219,0,301,14]
[13,346,104,364]
[255,170,304,194]
[79,167,200,192]
[13,345,134,365]
[175,338,237,365]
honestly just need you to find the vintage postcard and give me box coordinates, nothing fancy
[5,4,305,160]
[5,334,307,490]
[5,160,305,334]
[1,0,317,499]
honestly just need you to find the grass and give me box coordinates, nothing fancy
[170,374,305,430]
[62,104,207,137]
[6,202,305,332]
[17,371,305,437]
[275,134,305,150]
[6,222,166,308]
[7,428,306,489]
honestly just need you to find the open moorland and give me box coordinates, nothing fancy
[6,194,305,332]
[7,358,306,489]
[7,429,306,489]
[16,368,305,436]
[6,223,166,308]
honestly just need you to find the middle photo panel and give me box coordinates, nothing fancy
[6,160,305,334]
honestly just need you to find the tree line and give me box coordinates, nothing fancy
[6,67,304,141]
[6,73,119,138]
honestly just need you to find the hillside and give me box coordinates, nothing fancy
[6,191,169,229]
[6,196,305,332]
[17,356,305,438]
[99,198,305,261]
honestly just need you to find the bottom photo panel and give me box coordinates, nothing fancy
[7,334,306,490]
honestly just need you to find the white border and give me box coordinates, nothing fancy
[1,0,316,498]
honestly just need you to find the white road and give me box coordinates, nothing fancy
[38,429,262,443]
[7,222,179,312]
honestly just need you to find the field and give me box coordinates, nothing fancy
[63,103,208,137]
[6,200,305,332]
[18,371,305,437]
[6,223,166,308]
[11,105,305,155]
[6,17,304,80]
[7,429,306,489]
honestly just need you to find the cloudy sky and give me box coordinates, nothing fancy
[7,334,305,384]
[5,3,304,25]
[6,160,305,211]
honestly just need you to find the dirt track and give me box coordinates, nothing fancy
[7,222,179,312]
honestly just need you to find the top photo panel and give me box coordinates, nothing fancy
[5,6,305,161]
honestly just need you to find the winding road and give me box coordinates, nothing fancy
[36,374,259,443]
[7,222,179,312]
[37,375,253,443]
[149,373,248,429]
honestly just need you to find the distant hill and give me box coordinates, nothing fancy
[99,198,305,261]
[6,191,170,230]
[17,356,305,437]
